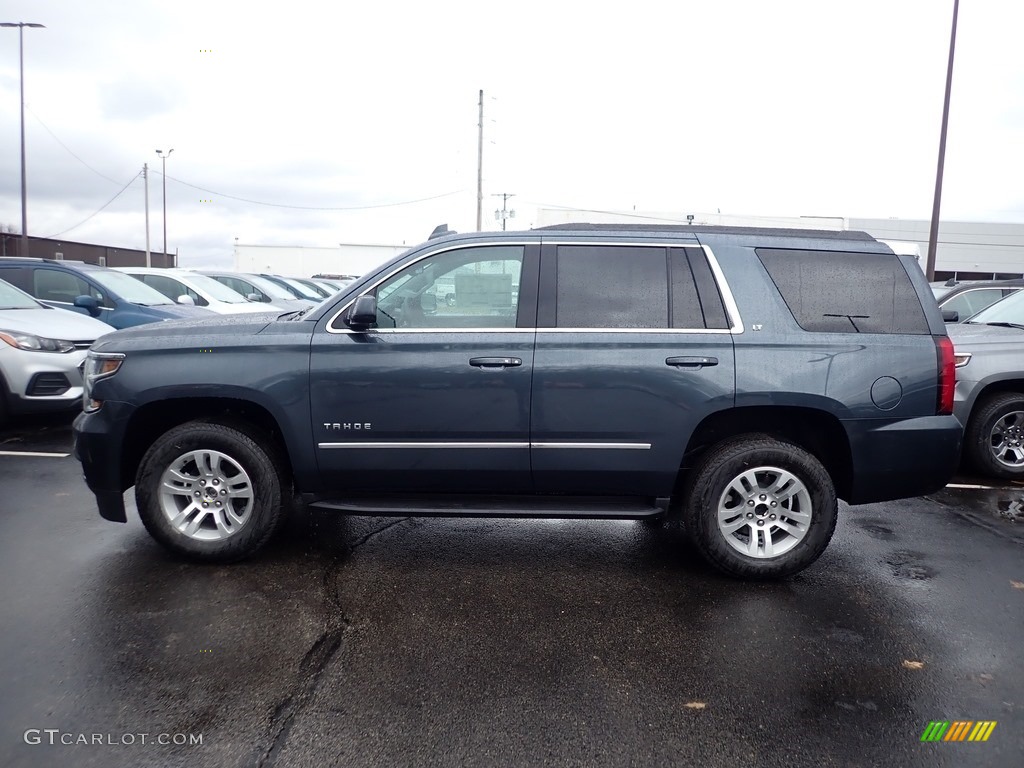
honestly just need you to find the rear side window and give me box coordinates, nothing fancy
[552,245,729,330]
[756,249,929,334]
[555,245,668,328]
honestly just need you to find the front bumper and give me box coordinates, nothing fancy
[73,403,135,522]
[844,414,963,504]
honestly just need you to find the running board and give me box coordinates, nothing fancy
[306,494,670,519]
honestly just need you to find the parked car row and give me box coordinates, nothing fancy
[0,258,364,424]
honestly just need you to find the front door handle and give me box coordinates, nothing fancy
[666,356,718,369]
[470,357,522,368]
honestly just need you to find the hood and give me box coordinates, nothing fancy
[0,306,114,341]
[209,300,286,314]
[946,322,1024,349]
[144,302,216,319]
[90,311,280,352]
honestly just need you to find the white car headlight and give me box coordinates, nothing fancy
[0,329,76,353]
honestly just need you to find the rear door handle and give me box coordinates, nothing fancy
[470,357,522,368]
[666,356,718,369]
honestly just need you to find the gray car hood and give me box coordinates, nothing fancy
[947,323,1024,349]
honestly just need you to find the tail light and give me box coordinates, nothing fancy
[935,336,955,415]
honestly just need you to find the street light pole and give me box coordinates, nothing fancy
[925,0,960,281]
[1,21,46,258]
[156,148,174,266]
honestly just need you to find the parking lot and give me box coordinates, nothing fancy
[1,413,1022,768]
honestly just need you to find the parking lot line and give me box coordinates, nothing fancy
[0,450,70,458]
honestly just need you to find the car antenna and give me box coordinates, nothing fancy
[428,224,455,240]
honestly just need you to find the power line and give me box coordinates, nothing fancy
[162,173,467,211]
[27,107,126,186]
[44,172,140,238]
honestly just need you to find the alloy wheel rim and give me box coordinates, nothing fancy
[717,465,813,559]
[157,449,254,541]
[990,410,1024,468]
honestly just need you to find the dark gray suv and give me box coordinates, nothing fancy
[73,225,961,578]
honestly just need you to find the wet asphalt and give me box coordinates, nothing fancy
[1,414,1023,768]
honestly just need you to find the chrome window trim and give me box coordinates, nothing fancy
[324,239,742,335]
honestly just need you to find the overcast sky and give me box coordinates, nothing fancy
[2,0,1023,268]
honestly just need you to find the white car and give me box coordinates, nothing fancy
[117,268,276,315]
[0,278,113,423]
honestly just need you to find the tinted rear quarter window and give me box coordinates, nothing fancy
[756,249,929,334]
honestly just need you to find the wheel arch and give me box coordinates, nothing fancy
[961,378,1024,425]
[120,397,295,493]
[681,406,853,501]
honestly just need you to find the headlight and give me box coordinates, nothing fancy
[0,329,75,353]
[954,352,972,368]
[82,351,125,412]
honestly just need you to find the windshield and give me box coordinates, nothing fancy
[236,274,300,300]
[89,270,174,305]
[182,273,251,303]
[965,289,1024,325]
[0,278,43,309]
[277,277,324,300]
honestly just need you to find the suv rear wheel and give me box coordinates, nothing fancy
[965,392,1024,480]
[683,434,838,579]
[135,421,286,562]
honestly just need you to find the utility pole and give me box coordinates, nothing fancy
[492,192,516,231]
[925,0,960,281]
[156,148,174,265]
[143,163,151,267]
[476,89,483,232]
[1,22,46,257]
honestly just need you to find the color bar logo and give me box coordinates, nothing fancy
[921,721,997,742]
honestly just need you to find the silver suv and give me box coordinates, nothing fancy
[0,278,113,424]
[947,290,1024,479]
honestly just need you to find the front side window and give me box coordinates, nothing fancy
[372,246,524,330]
[943,288,1013,320]
[34,269,97,305]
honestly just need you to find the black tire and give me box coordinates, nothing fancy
[964,392,1024,480]
[135,421,286,562]
[682,434,837,579]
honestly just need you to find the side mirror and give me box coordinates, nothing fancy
[346,294,377,330]
[176,294,196,306]
[246,292,263,302]
[941,309,959,323]
[73,295,101,318]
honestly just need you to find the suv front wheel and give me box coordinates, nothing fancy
[135,421,286,562]
[683,435,838,579]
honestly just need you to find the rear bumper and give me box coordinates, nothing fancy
[844,414,963,504]
[72,404,134,522]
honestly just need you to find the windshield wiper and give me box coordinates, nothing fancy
[279,307,313,320]
[982,321,1024,330]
